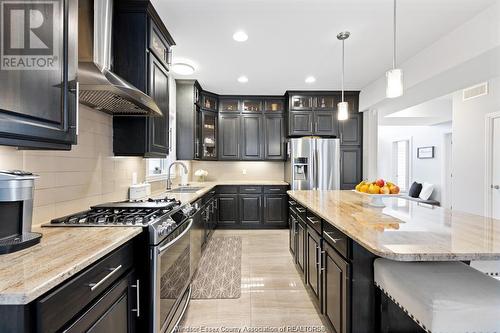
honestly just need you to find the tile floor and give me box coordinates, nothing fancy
[179,229,327,331]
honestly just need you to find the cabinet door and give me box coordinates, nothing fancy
[322,242,350,333]
[219,114,240,160]
[264,194,287,225]
[296,221,306,275]
[64,271,138,333]
[313,111,338,137]
[201,111,217,160]
[339,113,362,146]
[306,227,321,301]
[241,115,263,160]
[147,55,169,157]
[290,95,313,110]
[340,147,362,190]
[289,112,313,136]
[0,0,78,149]
[218,195,239,225]
[201,93,218,112]
[264,115,285,160]
[239,195,262,225]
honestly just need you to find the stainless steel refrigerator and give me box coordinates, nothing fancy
[285,138,340,190]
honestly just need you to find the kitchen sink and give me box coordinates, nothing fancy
[166,186,204,193]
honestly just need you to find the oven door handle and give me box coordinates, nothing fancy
[158,219,193,254]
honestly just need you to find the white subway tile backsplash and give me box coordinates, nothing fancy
[0,105,145,226]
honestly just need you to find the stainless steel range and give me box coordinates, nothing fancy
[46,197,198,333]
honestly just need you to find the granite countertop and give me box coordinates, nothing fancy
[152,180,289,204]
[0,226,142,305]
[288,190,500,261]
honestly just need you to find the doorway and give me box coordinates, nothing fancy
[485,112,500,219]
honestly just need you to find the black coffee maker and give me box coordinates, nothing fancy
[0,170,42,254]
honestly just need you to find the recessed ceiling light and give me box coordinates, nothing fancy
[172,63,195,75]
[233,30,248,42]
[305,76,316,84]
[237,76,249,83]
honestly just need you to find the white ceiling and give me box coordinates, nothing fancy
[152,0,496,95]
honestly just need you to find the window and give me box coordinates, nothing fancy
[393,139,410,191]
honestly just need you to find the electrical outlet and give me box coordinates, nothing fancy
[242,168,247,175]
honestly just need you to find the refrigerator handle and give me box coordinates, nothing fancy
[313,146,319,190]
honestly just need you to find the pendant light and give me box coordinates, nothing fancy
[337,31,350,121]
[386,0,403,98]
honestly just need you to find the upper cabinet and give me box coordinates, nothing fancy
[176,80,218,161]
[112,1,175,158]
[218,96,286,161]
[0,0,78,150]
[201,93,218,112]
[287,91,359,138]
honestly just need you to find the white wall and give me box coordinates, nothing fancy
[360,1,500,113]
[452,76,500,215]
[378,124,452,202]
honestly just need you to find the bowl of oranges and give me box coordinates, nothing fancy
[354,179,401,207]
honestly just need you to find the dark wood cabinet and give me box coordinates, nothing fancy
[289,112,313,136]
[217,195,239,225]
[322,241,350,333]
[147,55,170,156]
[340,147,362,190]
[112,1,175,158]
[219,114,241,160]
[201,110,218,160]
[0,0,78,150]
[239,195,262,224]
[264,115,285,160]
[306,226,321,301]
[201,92,218,112]
[339,113,362,146]
[314,111,338,136]
[0,241,142,333]
[263,194,287,225]
[216,185,288,228]
[176,80,202,160]
[289,212,297,256]
[64,270,138,333]
[241,115,263,160]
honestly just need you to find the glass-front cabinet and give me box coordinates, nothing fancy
[242,100,262,112]
[290,96,312,110]
[219,99,239,112]
[264,100,284,112]
[314,96,337,110]
[201,111,217,160]
[201,93,218,111]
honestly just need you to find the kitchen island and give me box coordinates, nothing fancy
[287,190,500,333]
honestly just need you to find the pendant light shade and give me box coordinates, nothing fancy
[386,68,403,98]
[337,102,349,120]
[337,31,350,121]
[386,0,403,98]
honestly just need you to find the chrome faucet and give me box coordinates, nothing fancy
[166,161,188,190]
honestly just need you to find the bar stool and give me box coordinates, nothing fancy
[374,259,500,333]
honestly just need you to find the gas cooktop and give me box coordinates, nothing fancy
[48,197,182,227]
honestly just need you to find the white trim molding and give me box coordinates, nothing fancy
[484,111,500,218]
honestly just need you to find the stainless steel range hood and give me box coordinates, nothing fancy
[78,0,162,116]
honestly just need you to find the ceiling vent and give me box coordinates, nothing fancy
[462,82,488,101]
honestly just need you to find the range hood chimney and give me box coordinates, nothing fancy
[78,0,162,116]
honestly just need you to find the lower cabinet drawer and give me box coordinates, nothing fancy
[36,242,134,333]
[264,185,288,194]
[239,185,263,194]
[323,223,349,259]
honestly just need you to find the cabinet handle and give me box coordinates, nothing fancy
[69,81,79,135]
[288,200,296,206]
[324,232,343,244]
[131,279,140,317]
[307,216,320,225]
[88,265,122,291]
[296,207,306,213]
[269,188,281,191]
